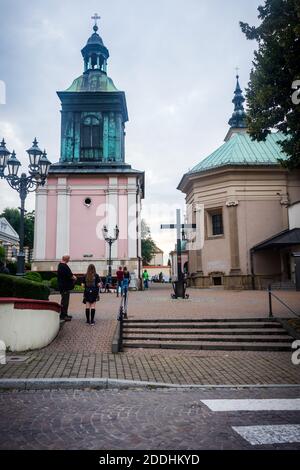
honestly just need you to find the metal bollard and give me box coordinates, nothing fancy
[268,284,273,318]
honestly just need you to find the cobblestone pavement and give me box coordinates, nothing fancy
[1,386,300,450]
[0,285,299,385]
[0,350,299,385]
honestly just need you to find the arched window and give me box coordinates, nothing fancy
[80,115,103,161]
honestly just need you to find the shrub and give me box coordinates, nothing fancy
[6,261,17,275]
[0,246,5,262]
[0,274,50,300]
[73,284,84,292]
[24,271,43,283]
[39,271,58,281]
[50,277,58,290]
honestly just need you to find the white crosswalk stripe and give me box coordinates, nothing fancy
[232,424,300,445]
[201,398,300,412]
[201,398,300,446]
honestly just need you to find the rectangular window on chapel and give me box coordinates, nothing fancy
[206,209,224,237]
[212,213,223,235]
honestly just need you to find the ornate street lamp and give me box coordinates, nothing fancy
[102,224,119,277]
[0,138,51,275]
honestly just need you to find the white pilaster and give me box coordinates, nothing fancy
[128,177,137,259]
[34,187,47,260]
[107,177,118,259]
[56,178,70,259]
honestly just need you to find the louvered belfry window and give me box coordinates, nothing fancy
[80,115,103,161]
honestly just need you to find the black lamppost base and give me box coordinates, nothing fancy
[16,253,25,276]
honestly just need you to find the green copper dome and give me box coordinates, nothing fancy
[65,70,119,92]
[190,132,288,173]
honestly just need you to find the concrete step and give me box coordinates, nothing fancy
[122,328,289,336]
[123,322,283,330]
[122,341,292,351]
[121,317,292,352]
[123,335,292,343]
[123,318,279,323]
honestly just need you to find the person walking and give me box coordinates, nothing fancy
[83,264,101,325]
[104,273,112,293]
[122,267,131,319]
[57,255,77,321]
[143,269,149,289]
[116,266,124,297]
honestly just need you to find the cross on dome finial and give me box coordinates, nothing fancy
[235,66,239,79]
[91,13,101,32]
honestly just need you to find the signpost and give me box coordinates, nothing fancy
[161,209,196,299]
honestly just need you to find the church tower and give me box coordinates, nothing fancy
[33,17,144,277]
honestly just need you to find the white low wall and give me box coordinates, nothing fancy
[0,299,60,352]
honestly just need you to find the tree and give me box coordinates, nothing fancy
[0,207,35,248]
[240,0,300,168]
[141,219,157,265]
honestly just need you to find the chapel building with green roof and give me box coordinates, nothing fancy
[178,76,300,289]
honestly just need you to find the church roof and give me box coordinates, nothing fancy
[252,228,300,252]
[0,217,19,243]
[65,70,119,92]
[189,132,288,174]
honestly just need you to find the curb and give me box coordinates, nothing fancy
[0,378,300,391]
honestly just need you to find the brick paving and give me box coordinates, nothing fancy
[1,387,300,449]
[0,284,299,385]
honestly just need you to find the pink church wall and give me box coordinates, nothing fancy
[69,191,106,259]
[68,177,108,186]
[118,192,128,259]
[118,177,127,186]
[45,190,57,260]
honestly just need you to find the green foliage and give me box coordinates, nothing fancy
[0,274,50,300]
[240,0,300,169]
[39,271,58,281]
[24,271,43,283]
[0,246,5,262]
[73,284,84,292]
[0,208,35,248]
[141,239,157,265]
[49,277,58,290]
[6,261,17,275]
[141,219,157,265]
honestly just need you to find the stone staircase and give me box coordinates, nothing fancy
[122,318,294,351]
[270,281,296,290]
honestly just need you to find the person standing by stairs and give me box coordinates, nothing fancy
[57,255,77,322]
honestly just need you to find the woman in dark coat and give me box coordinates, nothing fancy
[83,264,101,325]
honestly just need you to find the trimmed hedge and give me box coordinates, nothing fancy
[50,276,58,290]
[6,261,17,275]
[0,274,50,300]
[39,271,59,281]
[24,271,43,283]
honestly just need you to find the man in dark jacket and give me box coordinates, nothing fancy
[57,255,76,321]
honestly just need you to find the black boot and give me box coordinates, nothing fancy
[91,308,96,325]
[85,308,90,324]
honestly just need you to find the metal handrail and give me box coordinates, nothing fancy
[268,285,300,319]
[117,286,129,351]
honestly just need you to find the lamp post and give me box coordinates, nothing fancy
[0,138,51,275]
[102,224,119,277]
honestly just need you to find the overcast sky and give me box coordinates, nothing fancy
[0,0,261,261]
